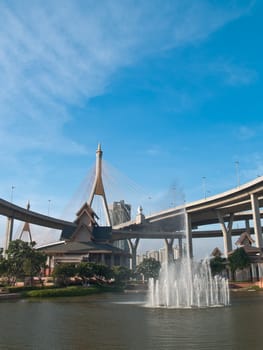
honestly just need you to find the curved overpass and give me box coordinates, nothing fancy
[2,176,263,258]
[0,198,75,229]
[0,198,76,252]
[114,176,263,256]
[147,176,263,228]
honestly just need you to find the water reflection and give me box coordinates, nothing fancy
[0,292,263,349]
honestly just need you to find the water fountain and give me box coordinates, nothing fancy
[145,188,230,308]
[148,257,230,308]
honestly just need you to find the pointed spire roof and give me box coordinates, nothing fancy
[235,232,255,247]
[211,247,223,257]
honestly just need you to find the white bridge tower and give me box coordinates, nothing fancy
[88,144,111,226]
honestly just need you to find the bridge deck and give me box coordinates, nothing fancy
[1,176,263,241]
[0,198,76,230]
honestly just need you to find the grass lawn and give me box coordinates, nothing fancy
[21,284,123,298]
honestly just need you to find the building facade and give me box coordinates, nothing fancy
[38,202,129,275]
[109,200,130,266]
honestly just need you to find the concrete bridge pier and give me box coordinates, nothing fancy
[4,216,14,255]
[245,219,250,233]
[217,211,233,257]
[250,193,263,248]
[178,236,183,258]
[128,238,140,271]
[164,238,174,264]
[185,213,193,258]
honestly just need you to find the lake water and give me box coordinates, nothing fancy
[1,291,263,349]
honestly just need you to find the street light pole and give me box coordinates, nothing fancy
[10,186,15,203]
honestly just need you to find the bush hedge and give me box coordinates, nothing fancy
[22,284,123,298]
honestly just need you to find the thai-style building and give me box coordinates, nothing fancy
[38,202,129,275]
[228,231,263,282]
[210,247,223,258]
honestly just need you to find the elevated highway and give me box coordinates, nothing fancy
[111,228,251,240]
[113,176,263,257]
[1,176,263,259]
[0,198,76,251]
[0,198,76,229]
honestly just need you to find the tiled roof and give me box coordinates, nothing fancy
[92,226,112,241]
[60,225,77,240]
[39,240,127,255]
[235,232,255,246]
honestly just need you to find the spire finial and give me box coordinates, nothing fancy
[96,143,102,156]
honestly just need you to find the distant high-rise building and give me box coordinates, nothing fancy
[109,200,131,264]
[146,250,160,261]
[136,254,146,266]
[109,200,131,226]
[136,245,182,265]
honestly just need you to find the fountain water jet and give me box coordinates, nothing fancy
[147,194,229,308]
[148,257,230,308]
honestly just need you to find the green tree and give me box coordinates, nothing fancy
[52,263,77,286]
[228,247,250,279]
[76,262,95,285]
[136,257,161,281]
[112,265,133,284]
[210,256,227,276]
[0,259,8,279]
[93,263,113,281]
[6,239,47,286]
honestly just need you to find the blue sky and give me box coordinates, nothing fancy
[0,0,262,257]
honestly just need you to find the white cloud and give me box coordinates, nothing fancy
[214,61,257,86]
[236,152,263,181]
[188,58,257,90]
[0,0,253,154]
[0,0,254,248]
[145,146,163,157]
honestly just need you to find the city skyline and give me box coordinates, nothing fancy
[0,0,262,258]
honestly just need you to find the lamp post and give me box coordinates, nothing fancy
[10,186,15,203]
